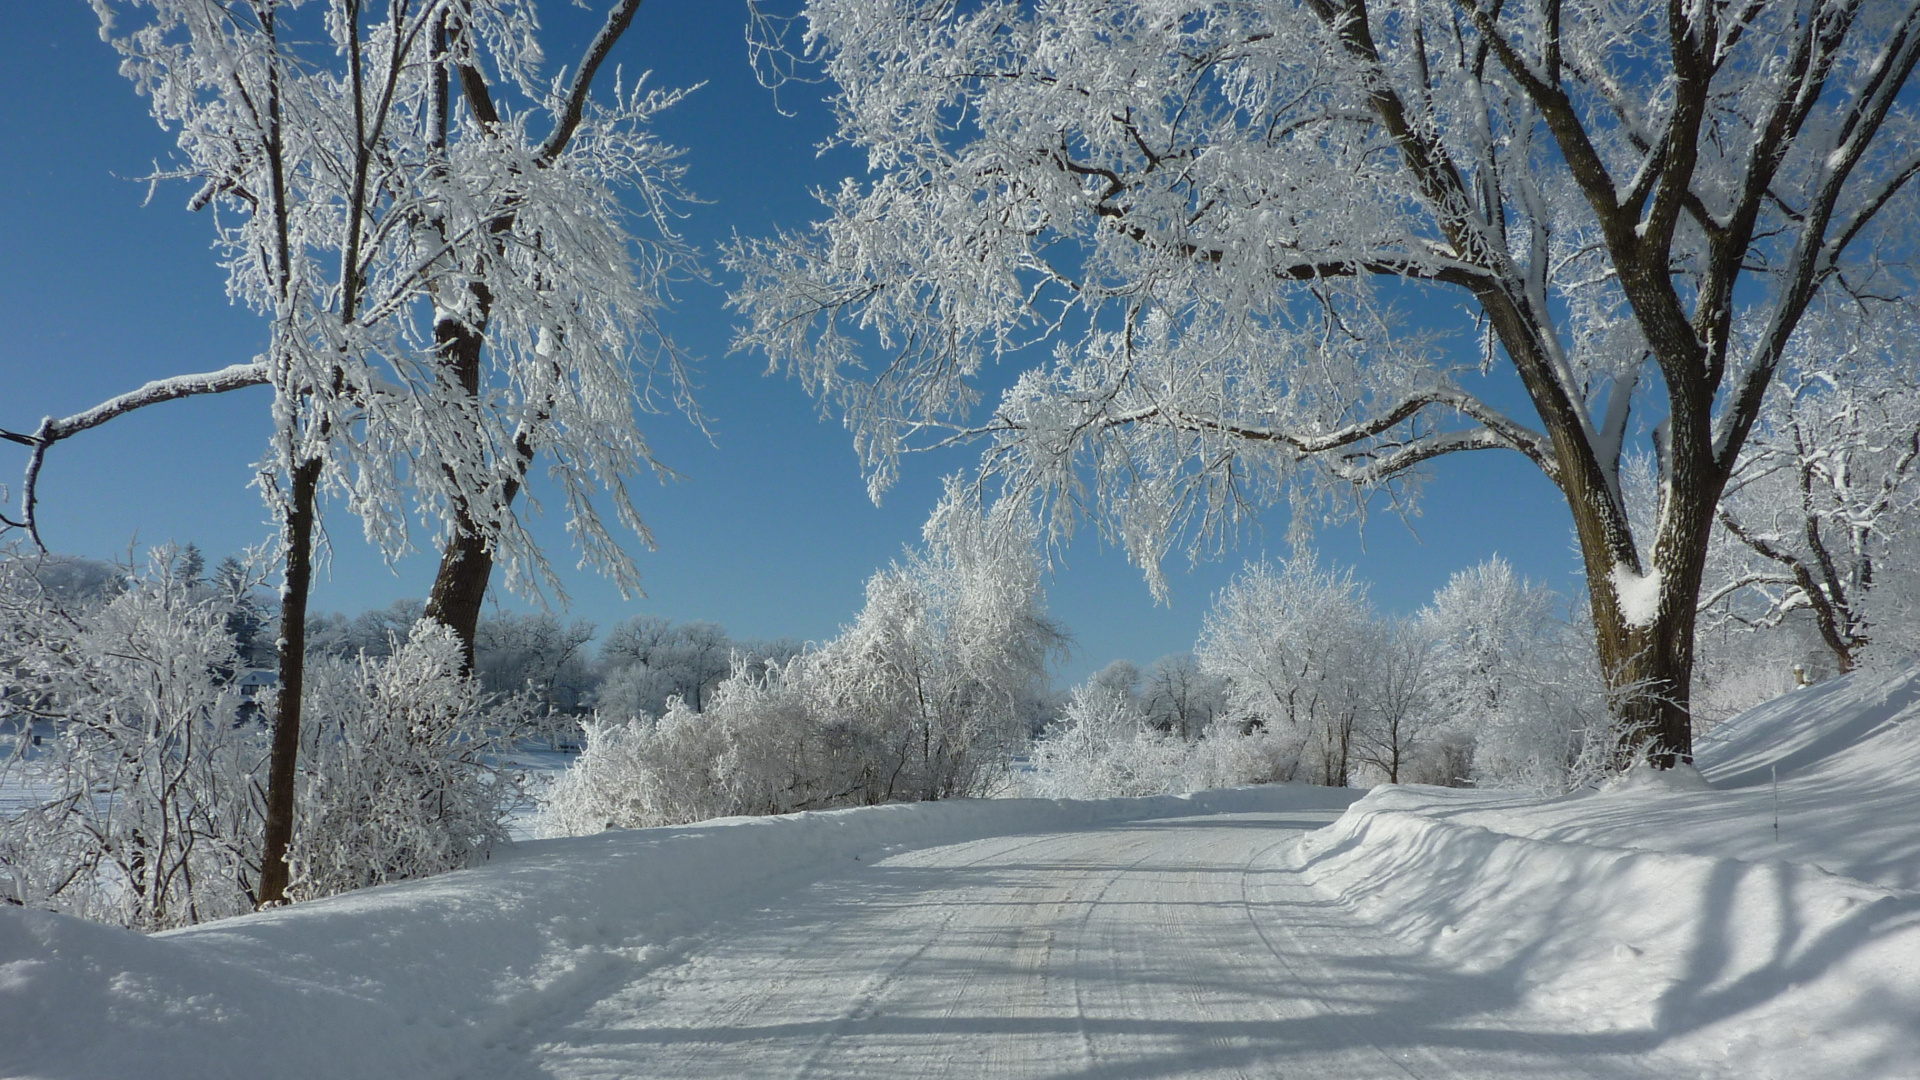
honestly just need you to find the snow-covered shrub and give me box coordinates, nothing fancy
[1,550,541,924]
[1422,560,1627,792]
[541,483,1063,832]
[1026,686,1186,799]
[286,622,532,900]
[1025,680,1292,799]
[0,549,262,929]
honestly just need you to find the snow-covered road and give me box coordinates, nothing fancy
[526,809,1660,1080]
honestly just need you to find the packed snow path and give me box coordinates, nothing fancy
[527,810,1658,1080]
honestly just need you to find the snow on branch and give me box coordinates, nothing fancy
[1,362,269,550]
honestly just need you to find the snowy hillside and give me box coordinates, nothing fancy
[5,672,1919,1078]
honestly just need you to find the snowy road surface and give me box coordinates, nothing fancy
[524,810,1660,1080]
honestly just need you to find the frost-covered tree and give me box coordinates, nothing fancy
[1351,617,1438,785]
[594,617,753,717]
[1197,551,1374,786]
[1422,558,1558,728]
[542,482,1065,830]
[307,599,429,662]
[1138,653,1227,740]
[0,552,526,924]
[1422,558,1621,790]
[1087,659,1142,708]
[733,0,1920,766]
[1025,674,1290,799]
[9,0,698,904]
[821,481,1068,801]
[1026,684,1184,800]
[0,553,122,726]
[1701,355,1920,673]
[474,611,596,714]
[212,554,275,668]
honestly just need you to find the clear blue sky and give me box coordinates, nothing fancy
[1,1,1587,682]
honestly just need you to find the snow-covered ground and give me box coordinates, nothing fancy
[5,671,1919,1078]
[1304,667,1920,1080]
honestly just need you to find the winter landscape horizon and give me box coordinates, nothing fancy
[6,0,1920,1077]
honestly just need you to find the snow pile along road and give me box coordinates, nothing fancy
[0,786,1352,1080]
[1301,666,1920,1080]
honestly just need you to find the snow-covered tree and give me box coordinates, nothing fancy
[1026,684,1184,800]
[1422,559,1621,791]
[1701,354,1920,674]
[595,617,753,717]
[732,0,1920,767]
[212,554,275,668]
[25,0,701,904]
[1138,653,1227,741]
[1197,551,1375,786]
[818,481,1068,801]
[1351,617,1439,785]
[1422,558,1558,729]
[307,599,429,662]
[0,552,527,925]
[287,621,532,900]
[474,612,597,715]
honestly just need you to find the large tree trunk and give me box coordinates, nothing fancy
[255,454,322,907]
[1591,604,1697,770]
[418,1,647,668]
[424,515,493,671]
[1567,460,1723,770]
[420,295,498,673]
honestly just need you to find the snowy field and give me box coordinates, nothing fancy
[5,672,1920,1078]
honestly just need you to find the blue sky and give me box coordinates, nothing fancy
[0,1,1587,682]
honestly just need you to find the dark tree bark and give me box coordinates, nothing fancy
[254,455,320,906]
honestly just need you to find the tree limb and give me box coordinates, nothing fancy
[1,362,268,549]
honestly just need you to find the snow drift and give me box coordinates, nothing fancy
[1301,666,1920,1080]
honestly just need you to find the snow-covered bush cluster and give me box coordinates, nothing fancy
[1024,681,1291,800]
[541,484,1063,833]
[0,548,260,929]
[286,622,533,900]
[1031,552,1624,798]
[0,549,527,928]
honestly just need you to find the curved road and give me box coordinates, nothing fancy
[528,809,1662,1080]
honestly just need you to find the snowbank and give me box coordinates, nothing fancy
[0,785,1353,1080]
[1300,666,1920,1080]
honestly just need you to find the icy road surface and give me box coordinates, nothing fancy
[527,810,1660,1080]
